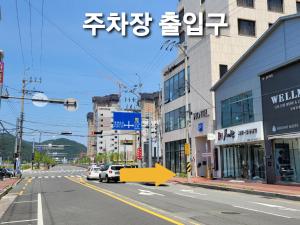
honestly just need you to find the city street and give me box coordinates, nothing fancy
[0,165,299,225]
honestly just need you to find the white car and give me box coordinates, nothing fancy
[86,167,101,180]
[99,165,125,183]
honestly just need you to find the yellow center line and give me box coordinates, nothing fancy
[67,177,184,225]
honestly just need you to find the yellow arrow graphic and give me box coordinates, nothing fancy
[120,163,176,186]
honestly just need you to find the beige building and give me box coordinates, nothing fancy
[162,0,298,176]
[86,112,95,159]
[140,92,162,166]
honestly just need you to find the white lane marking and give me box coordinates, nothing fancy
[233,205,292,218]
[38,176,42,179]
[138,189,165,196]
[51,176,55,178]
[251,202,300,212]
[181,189,207,195]
[38,193,44,225]
[70,175,74,177]
[76,175,81,178]
[14,200,37,204]
[0,219,38,224]
[44,176,48,179]
[64,176,68,178]
[57,176,62,178]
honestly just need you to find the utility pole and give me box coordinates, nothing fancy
[148,113,152,167]
[14,118,19,171]
[16,79,26,170]
[32,138,35,170]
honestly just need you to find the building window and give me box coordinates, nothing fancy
[164,67,190,104]
[221,91,254,128]
[297,1,300,13]
[238,19,256,36]
[165,106,186,132]
[237,0,254,8]
[267,0,283,13]
[219,64,228,78]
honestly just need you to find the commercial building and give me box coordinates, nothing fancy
[212,14,300,183]
[162,0,297,175]
[261,58,300,184]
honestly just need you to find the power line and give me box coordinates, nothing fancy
[28,0,34,69]
[15,0,26,71]
[26,0,131,87]
[39,0,44,74]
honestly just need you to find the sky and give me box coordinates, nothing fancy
[0,0,178,145]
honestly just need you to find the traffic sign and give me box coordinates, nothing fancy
[113,112,142,131]
[64,98,78,112]
[184,143,190,155]
[186,162,191,172]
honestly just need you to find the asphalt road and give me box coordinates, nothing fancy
[1,165,300,225]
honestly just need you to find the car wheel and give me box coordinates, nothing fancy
[99,176,102,182]
[104,176,109,183]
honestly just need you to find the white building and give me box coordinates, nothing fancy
[92,95,137,163]
[162,0,298,176]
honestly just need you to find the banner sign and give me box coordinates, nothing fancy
[261,61,300,136]
[0,62,3,84]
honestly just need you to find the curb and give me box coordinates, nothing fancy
[172,181,300,201]
[0,178,23,200]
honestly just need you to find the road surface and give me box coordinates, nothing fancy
[0,165,299,225]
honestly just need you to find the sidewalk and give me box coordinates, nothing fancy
[0,178,21,199]
[169,177,300,201]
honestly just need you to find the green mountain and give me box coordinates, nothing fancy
[0,134,32,162]
[0,135,86,163]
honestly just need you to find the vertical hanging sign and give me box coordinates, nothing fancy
[0,62,4,108]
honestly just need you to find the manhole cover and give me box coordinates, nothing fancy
[221,211,241,215]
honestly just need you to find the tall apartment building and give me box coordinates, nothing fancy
[140,92,162,166]
[92,94,137,162]
[162,0,297,176]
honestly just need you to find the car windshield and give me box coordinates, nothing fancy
[111,166,124,170]
[92,168,100,172]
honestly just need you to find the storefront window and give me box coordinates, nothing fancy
[165,139,186,173]
[274,139,300,183]
[221,144,265,180]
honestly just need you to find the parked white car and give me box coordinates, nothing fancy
[86,167,101,180]
[99,165,125,183]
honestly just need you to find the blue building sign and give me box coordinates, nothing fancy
[198,123,204,132]
[113,112,142,131]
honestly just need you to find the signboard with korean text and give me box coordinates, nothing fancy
[215,121,264,146]
[0,62,3,85]
[113,112,142,131]
[261,61,300,136]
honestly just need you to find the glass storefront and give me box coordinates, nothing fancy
[274,138,300,183]
[165,140,186,174]
[221,143,265,180]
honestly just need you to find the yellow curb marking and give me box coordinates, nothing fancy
[67,177,184,225]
